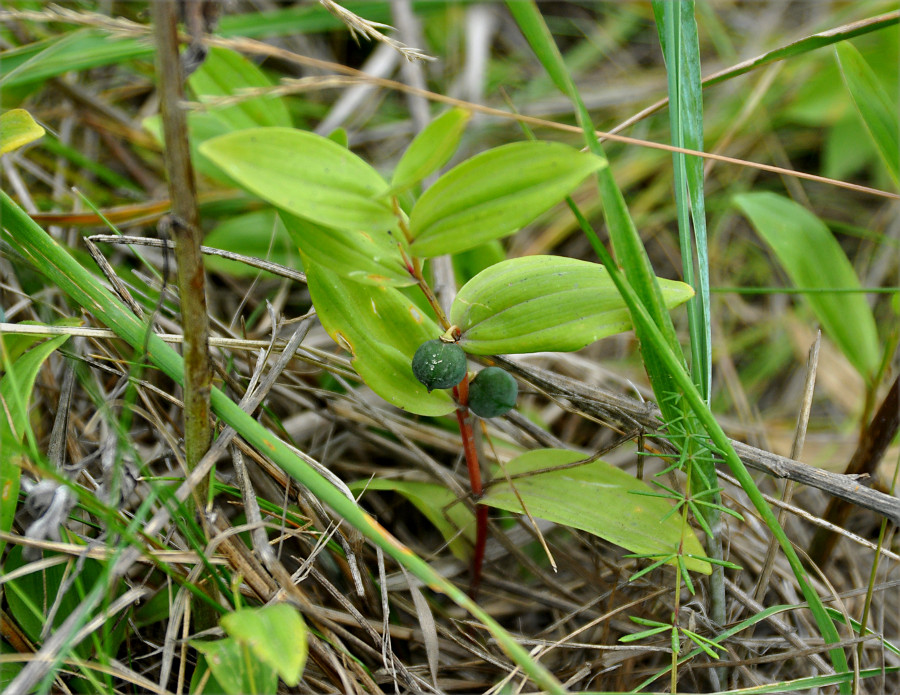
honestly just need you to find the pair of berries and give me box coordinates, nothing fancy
[411,339,517,418]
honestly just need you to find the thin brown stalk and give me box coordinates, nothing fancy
[150,1,213,510]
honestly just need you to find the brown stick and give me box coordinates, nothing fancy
[150,1,213,509]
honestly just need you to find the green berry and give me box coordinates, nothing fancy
[411,339,467,392]
[467,367,518,418]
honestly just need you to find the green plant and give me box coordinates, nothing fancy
[3,2,898,693]
[196,109,697,590]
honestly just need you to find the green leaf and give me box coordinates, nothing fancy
[204,209,296,277]
[1,29,148,89]
[482,449,710,574]
[305,258,455,416]
[280,211,412,287]
[326,127,349,148]
[192,638,278,695]
[4,546,128,659]
[408,141,606,257]
[386,108,470,196]
[189,46,292,131]
[220,604,307,687]
[350,478,475,561]
[733,192,880,383]
[449,256,693,355]
[199,128,396,233]
[0,108,45,154]
[1,334,70,556]
[835,42,900,187]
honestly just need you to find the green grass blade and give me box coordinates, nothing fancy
[704,10,899,89]
[652,0,723,632]
[0,190,568,695]
[653,0,711,402]
[0,334,71,556]
[834,41,900,187]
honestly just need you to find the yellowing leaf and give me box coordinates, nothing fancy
[0,109,45,154]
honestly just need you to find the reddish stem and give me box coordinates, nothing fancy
[454,377,487,597]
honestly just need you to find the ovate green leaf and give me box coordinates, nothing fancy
[199,128,396,232]
[450,256,693,355]
[280,211,412,287]
[387,108,470,196]
[408,141,606,257]
[734,192,880,383]
[305,258,455,416]
[482,449,710,574]
[220,604,307,686]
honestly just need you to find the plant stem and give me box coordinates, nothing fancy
[454,376,487,596]
[150,0,213,515]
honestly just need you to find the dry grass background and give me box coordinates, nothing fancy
[1,1,898,693]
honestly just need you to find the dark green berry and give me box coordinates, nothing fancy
[411,339,467,392]
[467,367,518,418]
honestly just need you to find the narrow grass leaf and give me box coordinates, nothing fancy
[450,256,693,355]
[0,334,70,556]
[653,0,712,401]
[199,128,396,233]
[834,41,900,187]
[734,191,880,383]
[703,12,900,90]
[506,1,687,427]
[482,449,711,574]
[0,28,146,88]
[408,141,605,257]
